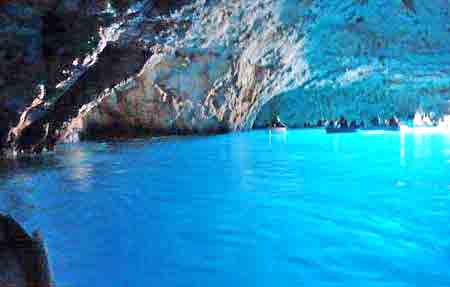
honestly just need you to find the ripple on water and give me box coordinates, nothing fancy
[0,130,449,286]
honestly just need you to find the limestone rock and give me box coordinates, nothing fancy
[2,0,450,153]
[0,214,52,287]
[77,0,450,135]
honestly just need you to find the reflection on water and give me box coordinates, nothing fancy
[268,130,288,145]
[0,130,449,287]
[400,130,405,166]
[0,154,61,223]
[0,153,60,178]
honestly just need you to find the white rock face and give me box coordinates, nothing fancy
[78,0,450,135]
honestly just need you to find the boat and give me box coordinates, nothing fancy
[325,127,358,134]
[269,127,287,133]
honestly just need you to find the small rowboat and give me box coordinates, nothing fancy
[325,127,358,134]
[269,127,287,133]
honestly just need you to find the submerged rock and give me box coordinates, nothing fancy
[0,214,52,287]
[1,0,450,153]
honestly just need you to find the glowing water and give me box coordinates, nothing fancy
[0,130,449,286]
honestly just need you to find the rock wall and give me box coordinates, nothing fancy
[0,0,108,154]
[69,0,450,137]
[0,0,175,153]
[254,0,450,127]
[1,0,450,153]
[0,214,52,287]
[64,0,312,139]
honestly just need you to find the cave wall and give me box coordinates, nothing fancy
[1,0,450,153]
[77,0,450,137]
[0,0,193,153]
[0,0,110,154]
[255,0,450,127]
[0,214,52,287]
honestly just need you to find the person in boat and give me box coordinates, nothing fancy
[350,120,358,129]
[271,115,286,128]
[359,120,365,128]
[317,119,323,127]
[327,120,336,128]
[338,116,348,128]
[370,116,380,127]
[423,114,433,126]
[388,116,400,128]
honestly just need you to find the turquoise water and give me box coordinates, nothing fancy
[1,129,450,286]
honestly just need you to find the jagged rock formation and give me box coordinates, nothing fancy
[0,214,52,287]
[0,0,162,154]
[1,0,450,154]
[0,0,108,154]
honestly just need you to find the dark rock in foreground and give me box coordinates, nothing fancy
[0,214,52,287]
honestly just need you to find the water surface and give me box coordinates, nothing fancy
[1,130,449,286]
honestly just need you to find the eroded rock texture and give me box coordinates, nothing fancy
[254,0,450,127]
[1,0,450,153]
[0,0,107,154]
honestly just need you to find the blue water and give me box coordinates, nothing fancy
[1,129,450,286]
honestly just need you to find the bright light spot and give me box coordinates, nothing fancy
[361,131,388,135]
[400,126,450,134]
[396,181,407,188]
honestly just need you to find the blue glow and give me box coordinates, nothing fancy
[0,129,449,286]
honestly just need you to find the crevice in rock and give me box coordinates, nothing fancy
[14,42,150,153]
